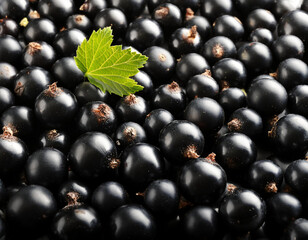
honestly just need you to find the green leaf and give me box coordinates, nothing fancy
[74,27,148,97]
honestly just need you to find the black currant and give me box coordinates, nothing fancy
[288,85,308,118]
[25,147,68,191]
[35,83,78,129]
[38,129,71,154]
[0,86,15,115]
[176,53,210,84]
[272,35,305,61]
[119,143,165,192]
[74,82,109,106]
[180,157,227,205]
[159,120,205,165]
[109,204,157,240]
[92,181,128,217]
[213,15,245,42]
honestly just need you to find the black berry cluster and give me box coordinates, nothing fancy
[1,0,308,239]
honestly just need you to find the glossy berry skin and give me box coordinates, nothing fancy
[184,15,211,41]
[247,78,287,117]
[125,18,163,52]
[159,120,205,165]
[238,42,272,75]
[202,36,237,64]
[53,29,86,57]
[114,122,147,150]
[212,58,247,89]
[143,46,175,84]
[169,26,202,58]
[58,180,90,208]
[25,147,68,191]
[227,107,263,140]
[200,0,233,21]
[38,0,75,25]
[52,205,102,240]
[92,181,128,217]
[0,18,19,37]
[180,158,227,205]
[184,97,225,135]
[284,218,308,240]
[143,108,174,143]
[186,74,219,100]
[109,204,157,240]
[176,53,210,84]
[115,94,149,124]
[79,0,108,19]
[218,88,247,117]
[119,143,165,192]
[235,0,274,13]
[131,71,154,100]
[22,41,56,69]
[278,10,308,45]
[266,192,302,227]
[23,18,57,44]
[66,14,92,36]
[249,28,274,46]
[213,15,245,42]
[181,206,219,240]
[0,129,28,183]
[94,8,127,40]
[0,0,30,21]
[285,160,308,197]
[6,185,57,234]
[288,85,308,118]
[152,3,182,34]
[277,58,308,91]
[0,62,17,89]
[51,57,84,90]
[0,106,35,139]
[246,9,277,32]
[0,86,15,114]
[219,188,266,232]
[271,114,308,159]
[75,101,117,135]
[74,82,109,106]
[38,129,71,154]
[109,0,147,21]
[151,82,186,116]
[144,179,179,218]
[215,133,257,172]
[35,84,78,129]
[247,160,283,196]
[272,35,305,61]
[13,66,52,106]
[68,132,118,182]
[0,35,22,66]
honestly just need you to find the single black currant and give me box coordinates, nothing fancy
[74,82,109,106]
[119,143,165,192]
[213,15,245,42]
[184,97,225,135]
[249,28,274,46]
[38,129,71,154]
[186,74,219,100]
[51,57,84,90]
[143,108,174,143]
[176,53,210,84]
[109,204,157,240]
[247,159,283,196]
[180,156,227,205]
[25,147,68,191]
[144,179,179,218]
[0,18,19,38]
[0,86,15,115]
[201,36,237,64]
[272,35,305,61]
[288,85,308,118]
[159,120,205,165]
[92,181,128,217]
[212,58,247,89]
[35,83,78,129]
[113,121,147,150]
[68,132,118,182]
[219,187,266,232]
[115,94,149,124]
[218,87,247,117]
[13,66,52,106]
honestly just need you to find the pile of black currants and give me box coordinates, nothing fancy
[1,0,308,239]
